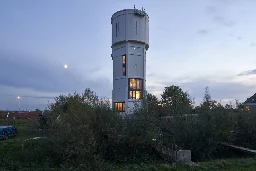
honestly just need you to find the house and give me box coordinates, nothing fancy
[243,93,256,112]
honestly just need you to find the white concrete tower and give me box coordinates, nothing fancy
[111,6,149,113]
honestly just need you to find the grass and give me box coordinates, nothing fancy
[108,158,256,171]
[1,119,256,171]
[0,119,57,170]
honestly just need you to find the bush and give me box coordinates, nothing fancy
[47,89,162,170]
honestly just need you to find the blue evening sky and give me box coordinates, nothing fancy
[0,0,256,110]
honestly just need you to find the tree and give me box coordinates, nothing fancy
[198,86,220,112]
[0,111,5,118]
[235,99,244,110]
[201,86,211,111]
[203,86,211,104]
[146,93,163,117]
[48,88,162,169]
[161,85,193,115]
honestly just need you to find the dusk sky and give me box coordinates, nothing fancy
[1,0,256,110]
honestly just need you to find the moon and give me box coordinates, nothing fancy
[64,64,68,69]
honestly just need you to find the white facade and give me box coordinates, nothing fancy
[111,8,149,113]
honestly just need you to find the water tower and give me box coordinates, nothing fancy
[111,6,149,113]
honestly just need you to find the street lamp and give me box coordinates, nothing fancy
[17,96,20,113]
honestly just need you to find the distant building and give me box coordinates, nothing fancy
[8,111,42,119]
[243,93,256,112]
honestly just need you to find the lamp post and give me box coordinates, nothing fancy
[17,96,20,113]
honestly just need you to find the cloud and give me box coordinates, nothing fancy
[147,77,255,105]
[250,42,256,47]
[236,36,242,40]
[238,69,256,76]
[206,6,218,15]
[0,50,112,110]
[0,85,59,110]
[0,50,111,95]
[146,73,155,77]
[198,29,209,35]
[213,16,236,27]
[206,0,236,27]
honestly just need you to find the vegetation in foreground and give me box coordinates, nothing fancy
[0,86,256,170]
[110,158,256,171]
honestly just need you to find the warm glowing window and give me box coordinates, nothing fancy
[129,78,142,89]
[129,91,141,99]
[114,102,125,112]
[122,55,126,76]
[122,55,126,64]
[128,78,143,99]
[136,79,141,89]
[246,106,250,111]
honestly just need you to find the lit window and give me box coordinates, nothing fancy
[129,90,141,99]
[122,55,126,64]
[136,91,141,99]
[246,106,250,111]
[136,79,141,89]
[129,79,136,89]
[122,55,126,76]
[128,78,143,99]
[114,102,125,112]
[129,91,133,99]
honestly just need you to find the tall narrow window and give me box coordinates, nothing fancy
[116,23,117,37]
[128,78,143,99]
[122,55,126,76]
[136,21,138,35]
[114,102,125,112]
[118,22,119,32]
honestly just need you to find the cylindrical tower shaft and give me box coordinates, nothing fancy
[111,7,149,113]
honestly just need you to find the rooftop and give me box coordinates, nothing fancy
[244,93,256,104]
[111,7,149,22]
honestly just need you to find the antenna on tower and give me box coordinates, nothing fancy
[134,5,135,9]
[142,7,143,11]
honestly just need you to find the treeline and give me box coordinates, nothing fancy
[38,86,256,170]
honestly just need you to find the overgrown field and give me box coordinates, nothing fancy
[110,158,256,171]
[0,119,57,170]
[1,87,256,170]
[0,118,256,171]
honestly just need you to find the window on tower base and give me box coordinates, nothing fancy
[128,78,143,99]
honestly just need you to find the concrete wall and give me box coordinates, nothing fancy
[156,144,192,163]
[111,9,149,47]
[176,150,191,163]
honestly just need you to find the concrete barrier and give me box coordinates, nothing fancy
[156,144,192,164]
[176,150,191,163]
